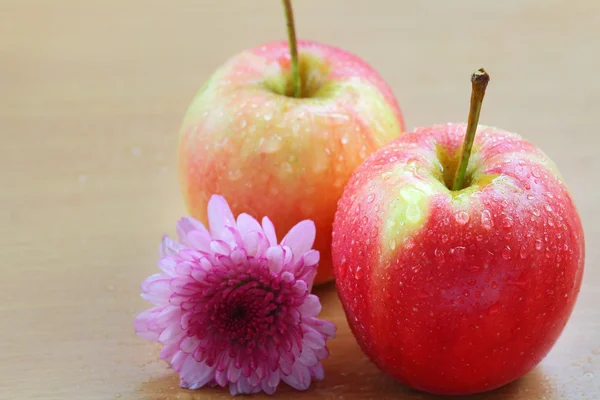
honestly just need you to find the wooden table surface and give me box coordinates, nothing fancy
[2,1,599,399]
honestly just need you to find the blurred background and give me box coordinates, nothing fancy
[1,1,599,399]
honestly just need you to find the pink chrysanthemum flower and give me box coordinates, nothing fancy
[134,195,336,395]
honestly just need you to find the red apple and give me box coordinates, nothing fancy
[332,70,585,394]
[177,2,404,285]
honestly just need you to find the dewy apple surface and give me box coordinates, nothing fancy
[332,70,584,395]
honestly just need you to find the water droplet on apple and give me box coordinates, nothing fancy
[535,239,543,250]
[532,170,541,178]
[355,266,364,280]
[548,218,555,227]
[502,247,512,260]
[487,303,501,315]
[450,246,466,259]
[526,194,535,200]
[406,205,421,222]
[359,146,367,159]
[532,209,541,217]
[520,245,528,259]
[502,217,513,229]
[463,290,470,297]
[281,162,293,175]
[388,156,398,162]
[545,204,553,213]
[341,135,349,145]
[455,211,469,225]
[491,281,498,289]
[240,119,247,128]
[481,210,493,230]
[404,236,415,249]
[263,135,283,153]
[227,169,242,181]
[367,194,375,203]
[467,279,476,286]
[264,114,272,121]
[476,234,484,242]
[441,234,449,243]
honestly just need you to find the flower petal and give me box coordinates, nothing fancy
[298,294,321,318]
[305,318,336,339]
[301,328,326,350]
[210,240,231,256]
[140,274,171,305]
[227,362,242,383]
[261,379,277,395]
[180,336,200,353]
[160,235,183,258]
[237,213,262,238]
[158,323,186,344]
[310,363,325,380]
[298,348,318,366]
[303,250,319,267]
[160,341,180,359]
[177,216,209,243]
[215,370,228,387]
[267,246,285,274]
[281,220,316,263]
[230,247,248,266]
[187,230,212,253]
[157,257,177,276]
[262,217,277,246]
[207,195,236,243]
[229,376,259,396]
[133,308,161,341]
[267,369,280,388]
[180,356,215,390]
[282,362,311,391]
[294,250,320,290]
[171,350,187,372]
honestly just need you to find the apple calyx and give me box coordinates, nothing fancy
[282,0,301,98]
[452,68,490,191]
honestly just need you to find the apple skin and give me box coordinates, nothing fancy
[178,40,405,285]
[332,123,585,395]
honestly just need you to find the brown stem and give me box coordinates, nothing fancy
[282,0,301,98]
[452,68,490,191]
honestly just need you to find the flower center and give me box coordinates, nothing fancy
[211,281,280,344]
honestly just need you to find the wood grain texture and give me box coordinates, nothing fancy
[1,1,599,399]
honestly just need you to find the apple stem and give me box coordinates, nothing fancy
[282,0,301,98]
[452,68,490,191]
